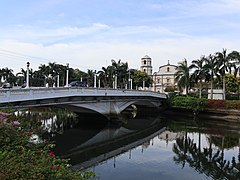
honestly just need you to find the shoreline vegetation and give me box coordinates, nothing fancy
[0,110,95,180]
[167,95,240,122]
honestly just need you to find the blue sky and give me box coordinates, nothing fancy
[0,0,239,73]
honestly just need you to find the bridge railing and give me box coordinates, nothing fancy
[0,87,167,103]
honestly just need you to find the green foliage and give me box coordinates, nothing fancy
[170,95,240,110]
[164,86,177,92]
[225,74,240,93]
[224,100,240,109]
[132,70,152,87]
[0,113,95,180]
[171,96,207,111]
[175,59,191,95]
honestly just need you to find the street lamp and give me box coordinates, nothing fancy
[115,74,117,89]
[26,62,30,88]
[143,80,145,90]
[57,73,60,87]
[65,63,69,87]
[128,69,132,90]
[94,70,97,88]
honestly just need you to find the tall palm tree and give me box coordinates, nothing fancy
[98,67,109,88]
[111,59,128,88]
[204,54,218,99]
[215,49,230,100]
[86,69,94,87]
[175,59,191,95]
[190,56,208,98]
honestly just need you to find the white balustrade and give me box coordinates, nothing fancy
[0,87,167,104]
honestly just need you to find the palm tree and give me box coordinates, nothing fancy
[215,49,230,100]
[190,56,208,98]
[228,51,240,77]
[86,69,94,87]
[0,67,15,85]
[204,54,218,99]
[98,67,109,88]
[175,59,191,95]
[111,59,128,88]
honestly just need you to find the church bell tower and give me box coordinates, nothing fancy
[140,55,152,76]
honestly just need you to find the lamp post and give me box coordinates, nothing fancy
[115,74,117,89]
[94,70,97,88]
[130,79,133,90]
[143,80,145,90]
[26,62,30,88]
[57,73,60,87]
[65,63,69,87]
[128,69,132,90]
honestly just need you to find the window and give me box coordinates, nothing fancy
[144,60,146,65]
[167,78,170,83]
[167,67,170,72]
[157,79,160,84]
[143,69,146,72]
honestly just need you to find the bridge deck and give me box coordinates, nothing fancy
[0,87,167,104]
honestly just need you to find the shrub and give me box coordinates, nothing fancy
[205,100,225,109]
[224,100,240,109]
[0,112,95,180]
[170,96,240,111]
[171,96,207,111]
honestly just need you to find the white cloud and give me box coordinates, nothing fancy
[0,36,238,74]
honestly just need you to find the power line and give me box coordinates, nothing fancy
[0,48,98,71]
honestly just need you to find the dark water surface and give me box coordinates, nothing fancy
[23,108,240,179]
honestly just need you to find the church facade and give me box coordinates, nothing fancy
[140,55,178,92]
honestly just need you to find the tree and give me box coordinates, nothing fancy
[175,59,191,95]
[224,74,240,93]
[132,70,152,88]
[111,59,128,88]
[190,56,209,98]
[228,51,240,77]
[86,69,94,87]
[215,49,230,100]
[203,54,218,99]
[0,67,16,85]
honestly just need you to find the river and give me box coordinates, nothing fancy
[21,107,240,179]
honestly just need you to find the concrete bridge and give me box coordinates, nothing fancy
[0,87,167,115]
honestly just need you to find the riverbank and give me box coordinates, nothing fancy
[163,107,240,123]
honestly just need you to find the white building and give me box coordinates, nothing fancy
[140,55,178,92]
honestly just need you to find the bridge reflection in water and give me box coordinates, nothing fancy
[47,107,166,170]
[19,106,240,179]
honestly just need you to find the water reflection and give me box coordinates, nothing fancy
[169,117,240,179]
[49,108,166,169]
[16,107,240,179]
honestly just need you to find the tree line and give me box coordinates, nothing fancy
[175,49,240,99]
[0,59,152,89]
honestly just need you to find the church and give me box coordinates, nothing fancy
[140,55,178,92]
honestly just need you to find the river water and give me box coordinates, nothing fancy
[23,107,240,179]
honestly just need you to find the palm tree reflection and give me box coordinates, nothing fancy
[173,135,240,179]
